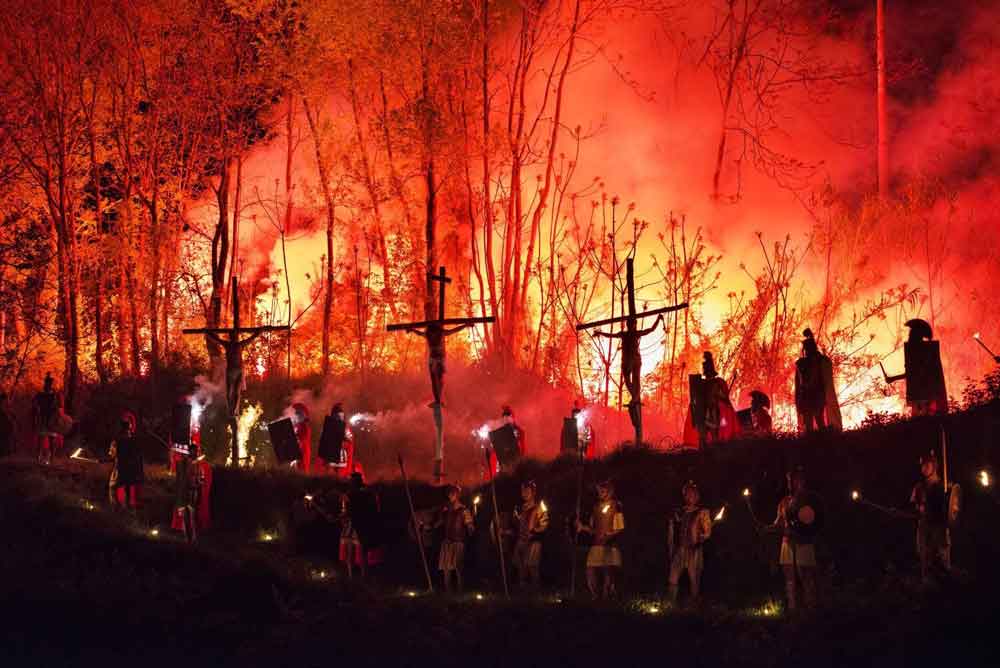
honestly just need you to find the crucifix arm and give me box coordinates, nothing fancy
[885,372,905,384]
[638,314,664,337]
[404,326,428,338]
[238,331,265,347]
[442,323,473,336]
[205,332,227,348]
[592,329,625,340]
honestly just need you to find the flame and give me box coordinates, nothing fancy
[473,495,482,505]
[742,488,751,498]
[149,528,159,537]
[540,500,548,513]
[575,409,589,431]
[851,490,861,501]
[973,332,981,340]
[714,506,726,521]
[474,423,490,441]
[979,470,991,488]
[602,503,611,514]
[228,402,263,467]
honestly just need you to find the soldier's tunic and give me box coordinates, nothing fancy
[911,479,951,577]
[586,500,624,567]
[776,495,816,568]
[668,505,712,586]
[512,501,549,572]
[438,503,474,571]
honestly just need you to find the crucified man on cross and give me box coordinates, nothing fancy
[205,328,266,418]
[593,313,663,408]
[403,320,475,407]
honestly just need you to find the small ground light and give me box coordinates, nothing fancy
[742,488,751,497]
[980,470,991,488]
[149,528,159,537]
[851,490,860,501]
[475,593,484,601]
[645,604,661,614]
[407,591,417,597]
[262,533,275,542]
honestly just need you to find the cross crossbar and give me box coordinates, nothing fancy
[182,325,290,335]
[576,302,688,331]
[387,316,495,332]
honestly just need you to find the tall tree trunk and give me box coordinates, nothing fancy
[207,157,231,364]
[301,95,336,376]
[284,94,295,381]
[480,0,499,354]
[422,49,437,322]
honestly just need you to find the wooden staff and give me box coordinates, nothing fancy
[397,453,434,593]
[940,424,949,493]
[486,447,510,598]
[570,453,584,596]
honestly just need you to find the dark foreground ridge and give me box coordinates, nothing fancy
[2,400,999,666]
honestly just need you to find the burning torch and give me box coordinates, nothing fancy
[972,332,999,362]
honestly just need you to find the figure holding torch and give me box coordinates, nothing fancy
[972,332,1000,363]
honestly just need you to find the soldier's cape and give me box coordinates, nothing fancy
[904,340,948,414]
[795,355,842,432]
[682,375,741,447]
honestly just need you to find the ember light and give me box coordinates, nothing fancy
[980,470,991,488]
[714,506,726,521]
[851,490,861,501]
[742,488,751,498]
[149,528,159,538]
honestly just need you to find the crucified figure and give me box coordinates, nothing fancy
[594,313,663,407]
[205,329,265,417]
[404,321,474,407]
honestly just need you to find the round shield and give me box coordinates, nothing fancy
[787,491,825,539]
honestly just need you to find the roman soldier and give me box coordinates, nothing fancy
[32,372,63,464]
[683,352,740,447]
[910,451,957,584]
[109,410,143,512]
[667,480,712,604]
[795,329,842,433]
[568,402,598,460]
[171,437,212,543]
[291,402,312,473]
[434,484,475,592]
[318,403,357,478]
[575,480,624,599]
[501,405,526,459]
[885,319,949,416]
[339,472,382,578]
[511,480,548,589]
[772,467,822,611]
[748,390,773,436]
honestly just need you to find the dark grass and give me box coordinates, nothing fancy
[2,397,1000,665]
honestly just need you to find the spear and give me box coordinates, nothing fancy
[570,452,584,596]
[486,447,510,599]
[397,453,434,593]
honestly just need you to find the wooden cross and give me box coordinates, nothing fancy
[183,277,290,466]
[387,266,495,483]
[576,257,688,446]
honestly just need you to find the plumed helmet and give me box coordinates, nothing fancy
[905,318,933,341]
[750,390,771,409]
[702,352,718,378]
[120,409,137,430]
[292,402,309,418]
[682,479,699,495]
[802,328,819,355]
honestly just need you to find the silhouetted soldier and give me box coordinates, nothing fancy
[885,319,948,416]
[32,372,62,464]
[910,451,958,585]
[110,410,144,513]
[434,484,474,592]
[667,480,712,605]
[795,329,842,433]
[575,480,624,599]
[772,467,823,611]
[684,352,739,447]
[511,480,548,589]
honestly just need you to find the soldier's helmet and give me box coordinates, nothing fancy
[445,483,461,496]
[750,390,771,409]
[702,352,718,378]
[521,479,537,492]
[802,328,819,355]
[682,479,699,496]
[596,479,614,493]
[502,405,514,417]
[905,318,933,342]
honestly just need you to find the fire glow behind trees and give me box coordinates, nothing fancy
[0,0,997,441]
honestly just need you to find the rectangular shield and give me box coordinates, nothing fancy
[318,415,346,463]
[489,423,520,468]
[904,340,948,407]
[689,374,707,428]
[170,404,192,454]
[267,417,302,464]
[560,417,579,453]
